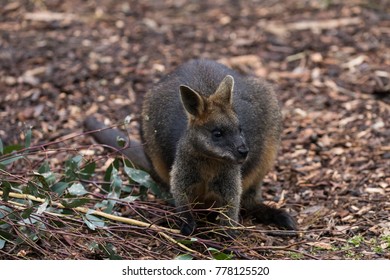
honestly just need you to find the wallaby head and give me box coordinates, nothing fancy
[179,75,249,164]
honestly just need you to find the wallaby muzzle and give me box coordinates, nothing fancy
[235,138,249,163]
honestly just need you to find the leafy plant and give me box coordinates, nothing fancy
[0,127,184,259]
[348,235,364,247]
[289,252,303,260]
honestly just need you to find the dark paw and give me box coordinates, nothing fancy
[272,209,297,230]
[247,204,298,230]
[180,219,197,236]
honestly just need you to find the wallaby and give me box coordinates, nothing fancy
[85,59,296,236]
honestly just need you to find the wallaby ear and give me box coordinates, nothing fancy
[212,75,234,105]
[179,85,205,117]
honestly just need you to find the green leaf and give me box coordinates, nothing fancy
[36,161,57,189]
[0,230,14,241]
[103,163,114,192]
[109,167,122,198]
[0,154,24,166]
[37,200,49,214]
[0,221,11,230]
[123,165,161,196]
[38,161,50,174]
[99,243,122,260]
[64,155,83,181]
[121,185,134,193]
[71,155,83,166]
[1,181,11,201]
[0,223,11,231]
[21,214,42,225]
[25,181,39,196]
[88,241,99,251]
[207,247,234,260]
[21,208,34,219]
[25,127,32,148]
[177,238,198,245]
[175,254,193,260]
[15,226,39,244]
[32,172,52,190]
[103,166,122,213]
[68,183,88,196]
[44,172,57,185]
[102,158,120,192]
[83,212,105,230]
[80,161,96,180]
[121,195,139,203]
[3,144,22,154]
[38,171,57,187]
[0,138,3,154]
[51,181,69,196]
[0,206,13,219]
[348,235,364,247]
[61,198,89,208]
[83,216,96,230]
[103,200,116,214]
[0,239,5,249]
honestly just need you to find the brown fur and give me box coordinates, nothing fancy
[150,154,170,187]
[86,59,297,236]
[141,60,296,235]
[242,138,279,190]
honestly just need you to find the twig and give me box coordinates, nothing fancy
[252,243,320,260]
[158,231,208,259]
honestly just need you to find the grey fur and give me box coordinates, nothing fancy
[142,59,297,234]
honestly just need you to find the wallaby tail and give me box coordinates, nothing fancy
[83,116,152,172]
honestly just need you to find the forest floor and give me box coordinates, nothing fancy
[0,0,389,259]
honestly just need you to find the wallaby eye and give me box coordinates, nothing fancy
[212,129,223,139]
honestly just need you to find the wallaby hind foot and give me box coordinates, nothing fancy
[241,187,297,230]
[244,203,297,230]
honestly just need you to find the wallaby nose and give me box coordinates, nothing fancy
[237,145,249,159]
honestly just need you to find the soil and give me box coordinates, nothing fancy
[0,0,389,259]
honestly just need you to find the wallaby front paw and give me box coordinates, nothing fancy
[180,219,197,236]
